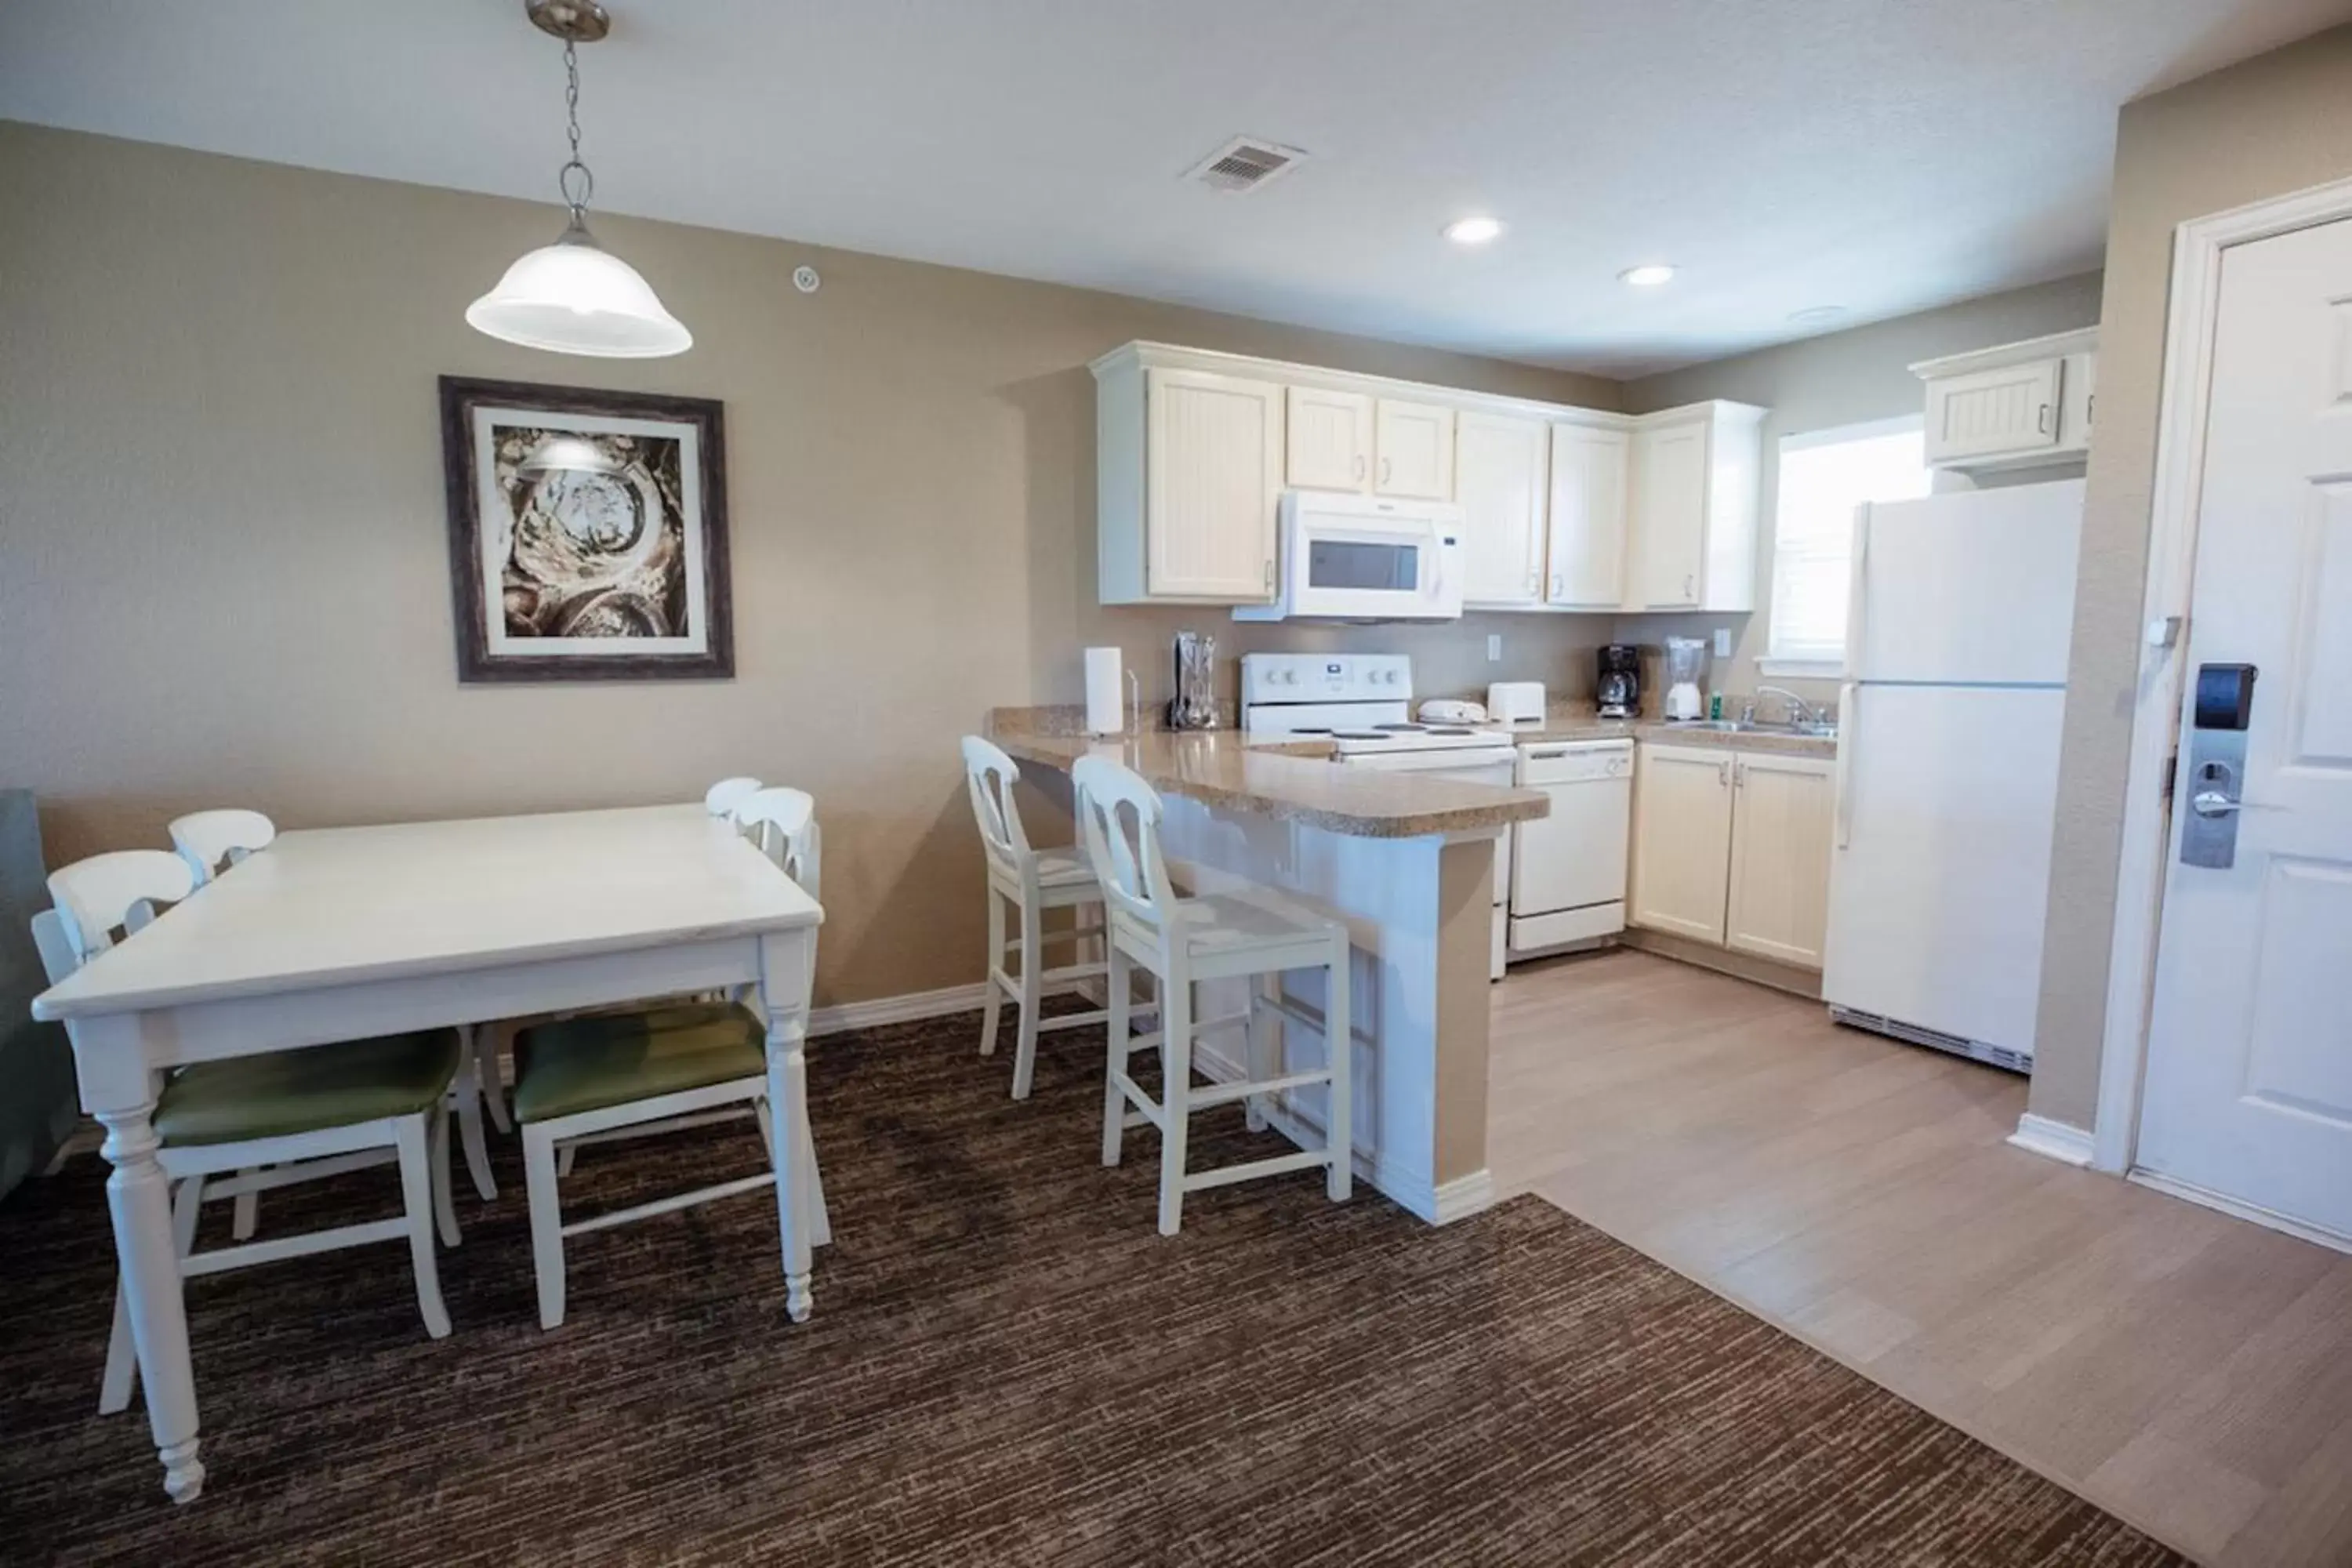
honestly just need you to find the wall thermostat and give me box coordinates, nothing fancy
[792,265,821,294]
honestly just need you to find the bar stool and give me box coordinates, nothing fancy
[1071,756,1352,1236]
[961,736,1110,1100]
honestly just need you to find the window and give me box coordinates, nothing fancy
[1764,417,1930,674]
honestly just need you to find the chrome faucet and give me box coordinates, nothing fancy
[1743,685,1824,728]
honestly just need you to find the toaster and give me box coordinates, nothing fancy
[1486,681,1547,727]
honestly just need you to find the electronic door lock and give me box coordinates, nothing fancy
[2180,662,2257,869]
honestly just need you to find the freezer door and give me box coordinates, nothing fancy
[1849,481,2084,685]
[1823,684,2067,1058]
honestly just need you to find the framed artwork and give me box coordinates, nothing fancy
[438,376,733,681]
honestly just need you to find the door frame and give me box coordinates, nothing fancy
[2091,171,2352,1180]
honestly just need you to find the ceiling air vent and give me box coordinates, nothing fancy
[1186,136,1308,194]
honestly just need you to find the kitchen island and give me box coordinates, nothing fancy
[989,710,1547,1224]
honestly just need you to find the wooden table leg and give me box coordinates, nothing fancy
[95,1095,205,1502]
[759,928,815,1323]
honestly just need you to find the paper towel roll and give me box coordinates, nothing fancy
[1084,646,1125,735]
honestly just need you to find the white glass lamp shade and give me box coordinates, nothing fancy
[466,225,691,358]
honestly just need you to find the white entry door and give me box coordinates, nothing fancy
[2136,214,2352,1243]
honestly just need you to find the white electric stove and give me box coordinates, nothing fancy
[1240,653,1515,977]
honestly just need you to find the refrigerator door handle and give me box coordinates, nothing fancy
[1834,682,1858,849]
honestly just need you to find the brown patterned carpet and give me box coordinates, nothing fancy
[0,1011,2183,1566]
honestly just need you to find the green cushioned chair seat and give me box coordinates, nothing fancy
[154,1029,462,1147]
[514,1003,768,1124]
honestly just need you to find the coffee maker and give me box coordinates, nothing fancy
[1597,644,1640,719]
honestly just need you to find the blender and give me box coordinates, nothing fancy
[1662,636,1707,722]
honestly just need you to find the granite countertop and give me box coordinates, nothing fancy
[986,710,1548,840]
[1495,703,1839,760]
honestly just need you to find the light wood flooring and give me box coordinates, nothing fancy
[1489,948,2352,1568]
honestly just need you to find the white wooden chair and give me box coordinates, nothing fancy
[38,851,461,1414]
[961,737,1112,1100]
[511,784,831,1329]
[169,809,503,1212]
[470,777,771,1151]
[1072,757,1353,1236]
[168,808,276,885]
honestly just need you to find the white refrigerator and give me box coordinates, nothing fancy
[1821,479,2083,1073]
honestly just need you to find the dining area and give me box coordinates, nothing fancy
[25,782,830,1510]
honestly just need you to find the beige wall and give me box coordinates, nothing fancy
[2030,25,2352,1128]
[1617,273,2105,710]
[0,123,1619,1006]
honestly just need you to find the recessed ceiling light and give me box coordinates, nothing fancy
[1618,263,1675,287]
[1788,305,1849,328]
[1444,216,1504,246]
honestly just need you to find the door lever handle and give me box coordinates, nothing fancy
[2190,791,2275,818]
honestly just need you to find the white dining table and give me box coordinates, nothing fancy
[31,803,826,1505]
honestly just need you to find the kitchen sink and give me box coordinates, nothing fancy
[1673,719,1840,739]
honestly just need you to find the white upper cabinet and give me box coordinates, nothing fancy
[1374,397,1457,499]
[1545,423,1628,608]
[1913,328,2097,472]
[1285,386,1374,492]
[1091,343,1768,611]
[1634,421,1708,608]
[1629,402,1762,613]
[1096,347,1283,604]
[1456,411,1551,608]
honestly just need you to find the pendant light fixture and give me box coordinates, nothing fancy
[466,1,691,358]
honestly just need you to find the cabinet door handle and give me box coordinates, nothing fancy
[1550,572,1563,598]
[1264,560,1275,592]
[1353,453,1366,481]
[1719,760,1731,786]
[1684,572,1695,600]
[1380,456,1392,487]
[2037,402,2052,434]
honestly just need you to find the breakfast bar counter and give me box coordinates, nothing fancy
[986,707,1535,1226]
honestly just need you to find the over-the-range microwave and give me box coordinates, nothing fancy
[1232,491,1466,622]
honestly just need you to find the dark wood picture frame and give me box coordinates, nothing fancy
[438,376,735,682]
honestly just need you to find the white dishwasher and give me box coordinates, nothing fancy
[1508,739,1633,957]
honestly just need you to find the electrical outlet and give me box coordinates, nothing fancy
[1487,633,1502,662]
[1714,627,1733,658]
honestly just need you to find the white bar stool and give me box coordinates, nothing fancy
[1071,756,1353,1235]
[961,737,1111,1100]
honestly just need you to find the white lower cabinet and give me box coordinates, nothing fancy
[1631,742,1835,968]
[1723,753,1836,968]
[1630,744,1735,942]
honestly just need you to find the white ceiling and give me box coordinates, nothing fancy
[2,0,2343,376]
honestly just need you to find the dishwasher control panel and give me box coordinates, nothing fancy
[1517,739,1634,786]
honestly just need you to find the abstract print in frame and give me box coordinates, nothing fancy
[439,376,733,681]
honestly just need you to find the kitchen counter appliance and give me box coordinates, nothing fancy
[1597,644,1640,720]
[1242,652,1515,977]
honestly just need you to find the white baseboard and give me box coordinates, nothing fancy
[2129,1169,2352,1256]
[808,982,988,1038]
[1429,1168,1496,1225]
[2006,1112,2095,1168]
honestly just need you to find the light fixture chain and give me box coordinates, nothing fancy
[557,34,593,216]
